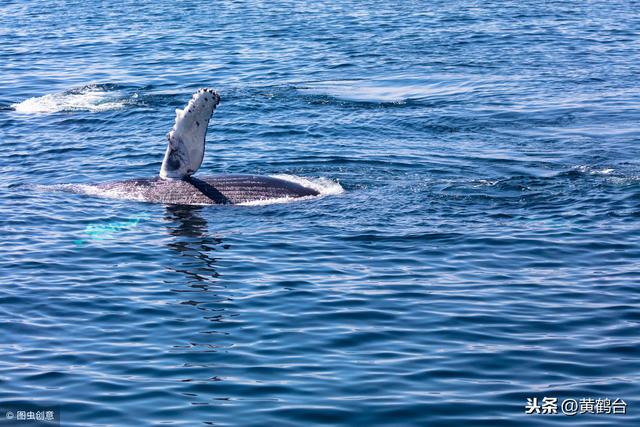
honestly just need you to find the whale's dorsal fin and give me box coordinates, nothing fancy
[160,88,220,179]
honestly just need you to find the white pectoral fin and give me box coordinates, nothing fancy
[166,131,179,148]
[159,88,220,179]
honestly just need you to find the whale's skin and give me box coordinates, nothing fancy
[95,174,319,205]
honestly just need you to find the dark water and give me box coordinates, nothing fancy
[1,1,640,425]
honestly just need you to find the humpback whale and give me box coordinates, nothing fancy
[91,89,320,205]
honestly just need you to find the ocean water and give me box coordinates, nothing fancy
[1,0,640,425]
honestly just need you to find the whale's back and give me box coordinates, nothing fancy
[95,174,319,205]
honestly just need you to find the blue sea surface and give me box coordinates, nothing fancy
[1,1,640,425]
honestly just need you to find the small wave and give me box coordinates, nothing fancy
[12,84,128,114]
[238,175,344,206]
[297,75,490,104]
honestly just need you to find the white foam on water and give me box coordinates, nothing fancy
[298,75,486,103]
[37,183,148,203]
[575,165,615,176]
[12,86,126,114]
[238,175,344,206]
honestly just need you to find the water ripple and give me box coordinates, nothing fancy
[1,0,640,426]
